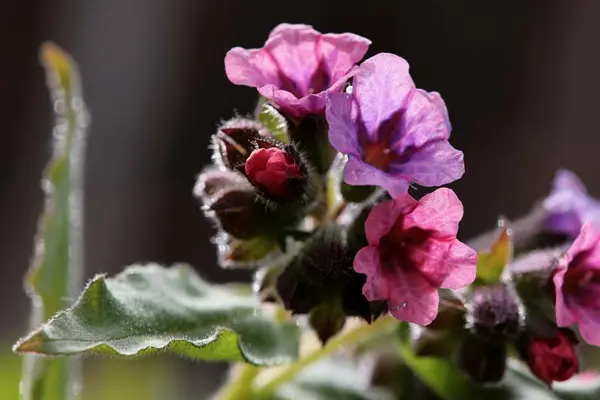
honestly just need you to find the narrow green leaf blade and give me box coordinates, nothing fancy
[15,264,300,366]
[476,218,514,284]
[19,43,88,400]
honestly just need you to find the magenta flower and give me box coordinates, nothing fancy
[553,223,600,346]
[326,53,464,196]
[245,147,301,198]
[225,24,370,119]
[544,169,600,238]
[353,188,477,325]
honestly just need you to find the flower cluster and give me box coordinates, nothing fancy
[194,23,600,387]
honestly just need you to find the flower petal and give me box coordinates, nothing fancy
[263,26,321,94]
[343,156,410,196]
[226,24,369,118]
[364,195,417,246]
[387,267,439,325]
[553,267,578,327]
[392,140,464,188]
[417,89,451,133]
[396,88,452,149]
[554,169,587,194]
[225,47,279,88]
[268,23,314,38]
[578,320,600,347]
[353,53,415,137]
[326,93,360,156]
[317,33,371,82]
[438,240,477,289]
[408,238,476,290]
[403,188,464,238]
[544,170,600,237]
[354,246,389,301]
[565,223,600,265]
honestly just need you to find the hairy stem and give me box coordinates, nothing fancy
[214,364,260,400]
[254,315,398,397]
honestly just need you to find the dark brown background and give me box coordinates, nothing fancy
[2,0,600,397]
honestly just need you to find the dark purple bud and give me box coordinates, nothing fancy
[458,333,507,384]
[276,224,384,322]
[413,329,460,358]
[193,168,246,201]
[204,185,267,239]
[466,283,524,341]
[211,118,277,173]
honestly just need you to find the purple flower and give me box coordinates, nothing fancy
[325,53,465,196]
[225,24,370,119]
[553,223,600,346]
[544,169,600,238]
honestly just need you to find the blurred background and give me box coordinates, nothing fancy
[2,0,600,398]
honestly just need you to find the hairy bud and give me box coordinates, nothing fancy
[458,333,507,384]
[194,168,297,239]
[276,224,386,324]
[466,283,524,341]
[211,118,274,173]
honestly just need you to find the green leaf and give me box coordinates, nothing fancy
[476,218,514,284]
[258,102,290,144]
[18,43,88,400]
[215,234,282,269]
[15,264,300,366]
[398,325,559,400]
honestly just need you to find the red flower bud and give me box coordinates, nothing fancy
[526,330,578,384]
[245,147,301,198]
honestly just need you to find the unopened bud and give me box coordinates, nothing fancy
[458,333,507,384]
[518,328,579,384]
[276,224,383,322]
[466,283,524,341]
[245,147,302,198]
[193,168,246,201]
[205,185,267,239]
[211,118,276,173]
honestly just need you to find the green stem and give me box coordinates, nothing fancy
[215,363,260,400]
[255,315,398,397]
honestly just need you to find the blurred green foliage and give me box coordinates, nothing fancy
[1,347,184,400]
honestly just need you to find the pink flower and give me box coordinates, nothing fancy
[553,223,600,346]
[245,147,301,198]
[354,188,477,325]
[225,24,370,119]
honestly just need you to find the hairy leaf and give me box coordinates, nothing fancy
[16,264,299,366]
[19,43,88,400]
